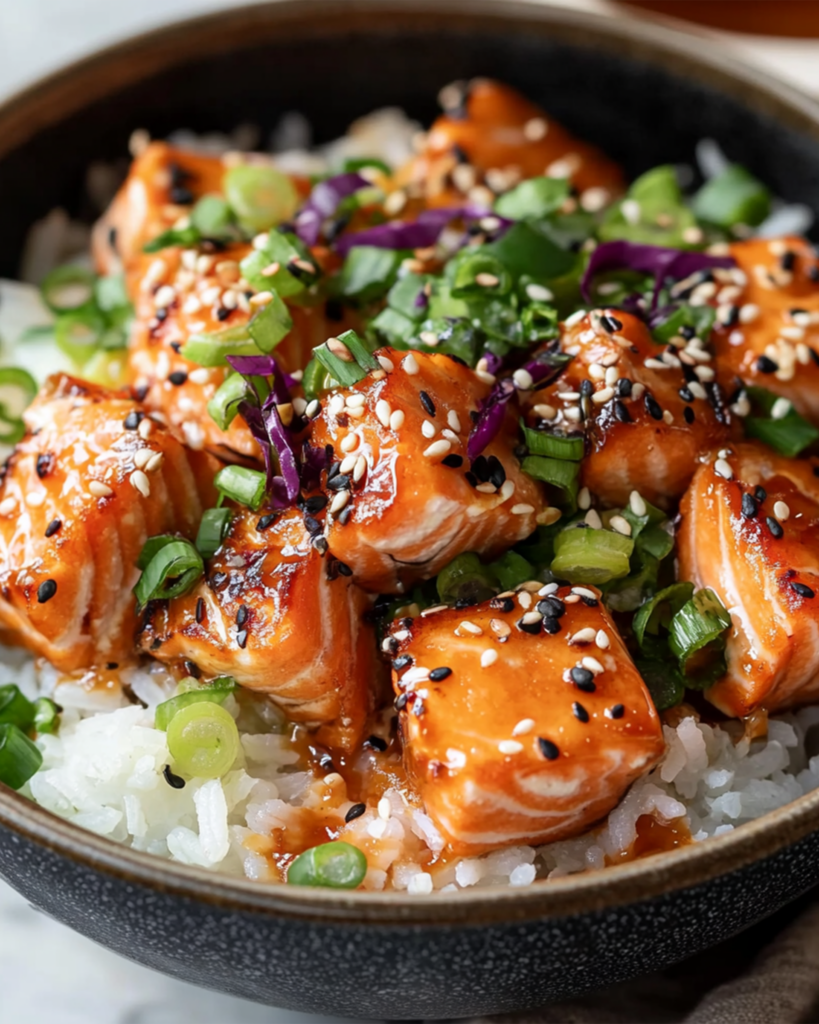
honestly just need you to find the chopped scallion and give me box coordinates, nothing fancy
[214,465,267,511]
[312,329,378,387]
[195,508,233,559]
[155,677,236,732]
[143,225,201,253]
[133,537,204,610]
[494,176,570,220]
[744,386,819,458]
[436,552,498,606]
[247,291,293,353]
[335,245,403,303]
[521,422,584,461]
[0,684,35,731]
[0,724,42,790]
[40,264,96,314]
[692,164,771,229]
[33,697,60,735]
[551,527,633,585]
[521,455,581,510]
[206,372,250,431]
[180,325,258,367]
[223,164,299,232]
[166,701,239,778]
[668,588,732,682]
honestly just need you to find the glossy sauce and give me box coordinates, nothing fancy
[607,814,692,865]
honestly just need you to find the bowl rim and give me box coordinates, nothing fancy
[3,0,819,926]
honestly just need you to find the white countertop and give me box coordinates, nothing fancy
[1,2,817,1021]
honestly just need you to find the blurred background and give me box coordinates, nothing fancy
[2,1,819,1021]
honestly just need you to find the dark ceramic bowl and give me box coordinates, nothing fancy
[3,2,819,1018]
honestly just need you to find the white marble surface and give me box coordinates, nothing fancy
[1,1,818,1021]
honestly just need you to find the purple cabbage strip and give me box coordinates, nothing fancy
[227,354,291,405]
[333,203,506,256]
[301,443,332,492]
[580,240,735,310]
[480,351,504,376]
[293,172,371,246]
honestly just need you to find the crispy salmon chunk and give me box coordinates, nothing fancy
[394,78,624,209]
[137,507,380,750]
[528,309,731,509]
[387,589,664,854]
[310,348,547,592]
[678,443,819,718]
[0,375,217,670]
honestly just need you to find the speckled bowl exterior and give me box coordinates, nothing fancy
[2,2,819,1018]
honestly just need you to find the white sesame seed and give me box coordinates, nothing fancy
[182,295,203,315]
[771,397,792,420]
[499,480,516,502]
[340,454,357,475]
[446,409,462,432]
[688,381,708,400]
[498,740,523,755]
[581,656,605,674]
[481,649,498,668]
[384,409,403,432]
[738,303,760,323]
[557,391,581,401]
[340,433,358,453]
[571,586,598,600]
[182,421,205,450]
[306,400,321,419]
[138,418,153,440]
[592,386,615,405]
[584,509,603,529]
[383,190,407,216]
[523,116,548,141]
[25,491,44,507]
[0,497,16,516]
[419,331,439,347]
[476,482,497,494]
[375,399,392,427]
[631,383,646,400]
[392,630,410,643]
[421,420,437,438]
[577,487,591,511]
[130,470,151,498]
[249,291,274,308]
[533,403,557,420]
[353,456,367,483]
[89,481,113,498]
[774,500,790,521]
[330,491,350,514]
[346,393,366,409]
[694,365,715,382]
[526,283,553,302]
[518,591,533,610]
[580,187,610,213]
[538,584,559,598]
[521,611,542,625]
[403,353,420,375]
[662,410,675,425]
[511,503,535,515]
[588,363,606,381]
[377,796,392,820]
[512,718,536,736]
[329,395,346,417]
[609,514,632,536]
[402,667,431,685]
[377,355,394,372]
[569,628,596,645]
[621,198,641,224]
[423,439,452,458]
[458,621,483,637]
[644,358,667,371]
[595,630,610,650]
[714,458,733,480]
[513,368,534,390]
[133,448,153,469]
[564,407,582,422]
[564,309,586,328]
[629,491,647,517]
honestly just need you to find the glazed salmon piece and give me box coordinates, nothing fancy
[710,236,819,423]
[387,588,664,854]
[527,309,731,509]
[310,348,547,593]
[678,442,819,718]
[137,506,380,750]
[393,78,624,209]
[0,375,218,671]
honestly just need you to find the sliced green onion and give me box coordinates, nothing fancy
[521,422,584,461]
[369,307,417,347]
[247,291,292,353]
[386,273,431,321]
[155,677,236,732]
[450,251,512,298]
[487,550,533,591]
[0,724,42,790]
[514,520,564,571]
[180,325,258,367]
[652,304,716,344]
[143,225,201,253]
[313,328,379,387]
[0,685,35,730]
[551,527,633,585]
[494,176,570,220]
[341,156,392,177]
[206,372,250,431]
[196,508,233,559]
[166,701,239,778]
[600,165,698,248]
[426,282,469,320]
[603,554,660,613]
[336,245,403,303]
[55,308,107,366]
[190,194,235,238]
[521,455,581,511]
[223,164,299,232]
[301,356,334,400]
[521,301,559,344]
[692,164,771,229]
[214,465,267,511]
[33,697,60,735]
[637,523,674,562]
[436,552,498,605]
[240,232,318,298]
[636,657,686,712]
[668,588,732,681]
[287,841,367,889]
[633,581,695,652]
[40,264,96,314]
[94,273,130,315]
[134,537,204,610]
[0,367,37,444]
[486,221,576,281]
[744,387,819,458]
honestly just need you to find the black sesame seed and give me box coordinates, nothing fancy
[537,597,565,618]
[398,617,413,629]
[183,660,200,678]
[472,455,490,483]
[570,666,594,689]
[303,515,323,536]
[679,386,694,403]
[537,737,560,760]
[44,517,62,538]
[336,506,353,526]
[236,604,249,627]
[36,453,54,478]
[123,410,143,430]
[312,535,330,554]
[741,493,758,519]
[304,495,328,514]
[791,581,815,599]
[600,314,623,333]
[757,355,778,374]
[216,307,231,321]
[337,562,353,577]
[383,637,399,656]
[609,704,625,719]
[256,513,276,532]
[442,454,464,468]
[580,594,599,608]
[579,379,594,398]
[614,399,632,423]
[366,734,388,752]
[616,378,633,398]
[489,596,515,613]
[419,391,436,416]
[683,406,695,424]
[327,461,341,481]
[133,385,149,403]
[327,474,350,492]
[755,486,767,503]
[168,370,188,386]
[572,701,590,723]
[781,250,796,272]
[236,629,248,649]
[810,265,819,283]
[487,455,506,488]
[518,617,542,635]
[37,579,57,603]
[429,667,453,682]
[645,393,663,421]
[766,516,784,539]
[163,765,186,789]
[345,802,367,823]
[195,597,205,623]
[394,693,409,712]
[679,324,695,340]
[393,655,413,671]
[325,298,344,322]
[169,185,195,205]
[465,471,478,487]
[542,616,561,634]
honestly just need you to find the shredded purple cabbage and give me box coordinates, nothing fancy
[293,172,370,246]
[581,241,735,310]
[334,204,508,256]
